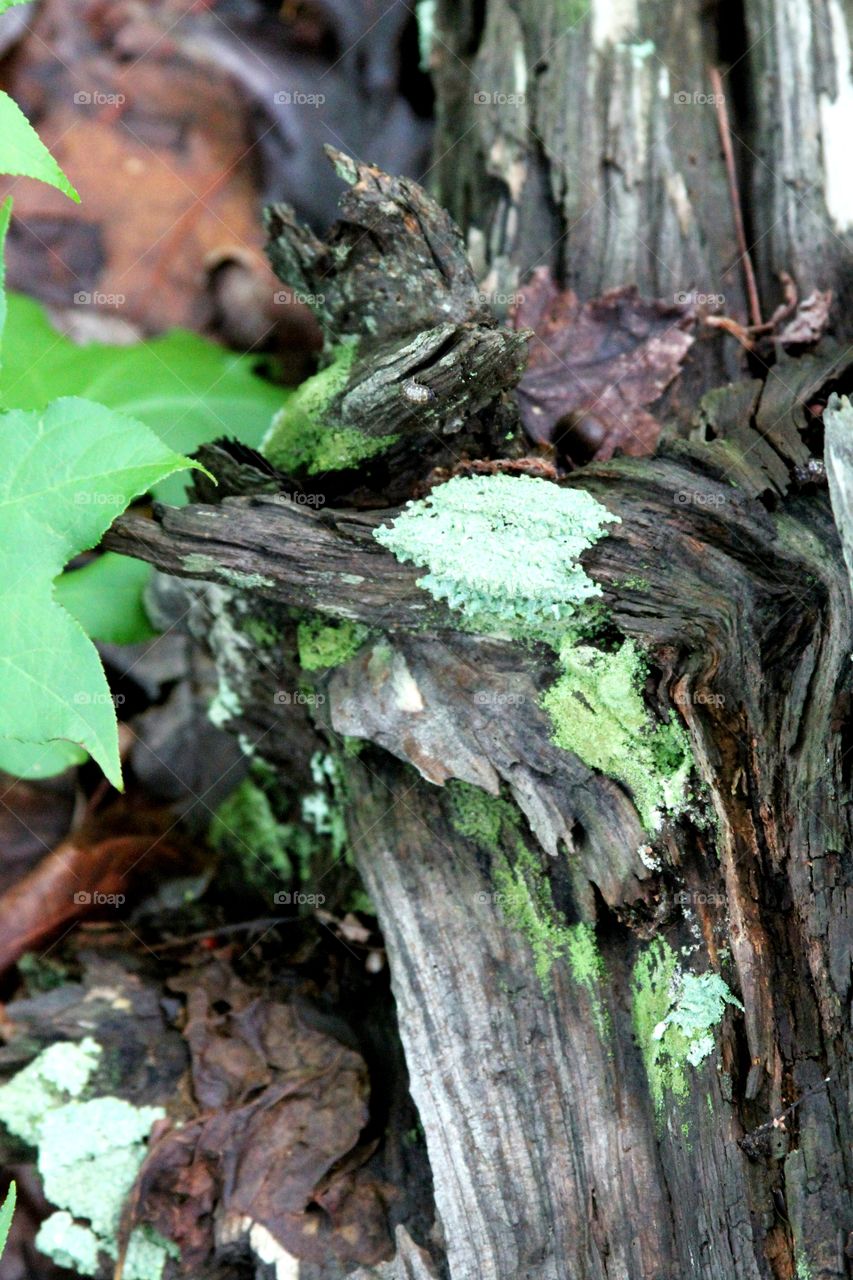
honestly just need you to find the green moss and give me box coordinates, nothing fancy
[541,639,692,832]
[297,617,371,671]
[631,940,742,1122]
[210,778,297,892]
[796,1253,812,1280]
[448,783,607,1019]
[263,341,399,474]
[566,921,606,990]
[242,617,280,647]
[493,847,607,1030]
[16,952,70,992]
[447,779,518,853]
[632,938,686,1116]
[374,474,619,643]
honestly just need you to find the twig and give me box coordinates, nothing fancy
[710,66,763,329]
[149,915,300,951]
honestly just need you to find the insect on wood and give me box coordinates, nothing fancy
[401,379,436,404]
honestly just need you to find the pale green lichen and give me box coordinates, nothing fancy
[541,639,692,832]
[0,1037,101,1145]
[297,617,371,671]
[415,0,436,69]
[448,782,607,1025]
[796,1253,812,1280]
[632,939,742,1121]
[36,1213,100,1274]
[262,341,398,474]
[657,970,743,1067]
[39,1097,165,1240]
[373,474,619,643]
[181,554,273,590]
[0,1042,173,1279]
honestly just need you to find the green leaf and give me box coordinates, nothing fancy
[0,1181,15,1261]
[1,294,282,504]
[0,91,79,201]
[54,552,156,644]
[0,397,200,786]
[0,196,11,360]
[0,0,33,11]
[0,737,87,780]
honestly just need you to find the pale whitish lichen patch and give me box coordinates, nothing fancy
[374,474,619,642]
[0,1040,173,1279]
[0,1036,101,1145]
[632,939,742,1121]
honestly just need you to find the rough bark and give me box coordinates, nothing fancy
[105,12,853,1275]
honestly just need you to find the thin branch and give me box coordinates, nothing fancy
[710,65,763,329]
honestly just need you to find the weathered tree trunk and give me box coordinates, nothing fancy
[108,3,853,1277]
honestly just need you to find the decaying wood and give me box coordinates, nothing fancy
[110,434,853,1278]
[106,69,853,1276]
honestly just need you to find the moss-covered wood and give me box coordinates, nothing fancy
[107,13,853,1275]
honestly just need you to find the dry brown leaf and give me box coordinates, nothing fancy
[131,961,394,1271]
[513,267,695,461]
[0,799,187,976]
